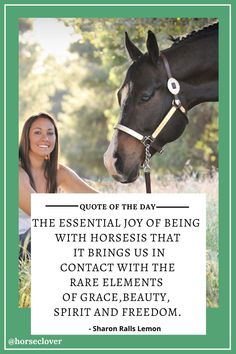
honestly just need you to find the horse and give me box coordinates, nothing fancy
[104,23,218,185]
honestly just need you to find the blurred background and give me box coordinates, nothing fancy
[19,17,218,180]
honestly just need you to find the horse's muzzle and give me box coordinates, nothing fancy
[112,152,140,183]
[103,131,143,184]
[104,149,140,183]
[112,170,139,184]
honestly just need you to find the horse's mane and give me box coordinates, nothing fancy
[169,22,218,47]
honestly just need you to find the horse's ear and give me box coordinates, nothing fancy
[125,32,143,61]
[146,30,160,64]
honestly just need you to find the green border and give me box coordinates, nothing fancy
[1,1,233,353]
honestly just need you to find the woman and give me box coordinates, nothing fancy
[19,112,97,258]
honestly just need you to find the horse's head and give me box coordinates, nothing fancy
[104,30,188,183]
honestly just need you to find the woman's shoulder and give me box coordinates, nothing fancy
[19,165,36,194]
[19,165,30,181]
[58,163,79,174]
[57,163,97,193]
[58,163,67,173]
[58,163,69,176]
[57,164,74,183]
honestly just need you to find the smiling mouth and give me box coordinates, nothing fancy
[38,145,49,148]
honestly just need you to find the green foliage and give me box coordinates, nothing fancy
[19,18,218,177]
[152,102,218,175]
[19,18,33,33]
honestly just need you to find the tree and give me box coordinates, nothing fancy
[19,18,218,178]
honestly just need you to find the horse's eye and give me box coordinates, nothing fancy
[141,94,152,102]
[140,89,155,102]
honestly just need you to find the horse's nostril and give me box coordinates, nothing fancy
[113,151,119,159]
[114,152,123,174]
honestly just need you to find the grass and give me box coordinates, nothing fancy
[19,252,31,308]
[19,173,218,308]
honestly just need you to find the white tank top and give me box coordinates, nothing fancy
[19,208,31,235]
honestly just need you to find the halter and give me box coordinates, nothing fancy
[114,52,188,193]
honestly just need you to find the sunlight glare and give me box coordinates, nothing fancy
[31,18,79,62]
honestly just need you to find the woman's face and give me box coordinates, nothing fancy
[29,117,56,159]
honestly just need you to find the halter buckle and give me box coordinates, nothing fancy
[142,136,153,147]
[172,99,187,114]
[173,98,181,108]
[167,78,180,95]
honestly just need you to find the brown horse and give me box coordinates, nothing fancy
[104,23,218,183]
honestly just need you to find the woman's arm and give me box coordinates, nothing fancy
[19,167,36,215]
[57,164,98,193]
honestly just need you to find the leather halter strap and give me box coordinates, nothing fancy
[115,52,187,153]
[160,52,186,115]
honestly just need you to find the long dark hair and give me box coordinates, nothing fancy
[19,113,59,193]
